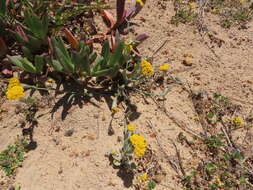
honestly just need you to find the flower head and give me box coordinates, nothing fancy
[124,40,134,54]
[8,78,20,89]
[111,107,120,114]
[6,85,24,100]
[138,173,148,182]
[130,134,147,157]
[136,0,144,7]
[141,60,154,77]
[239,0,245,5]
[189,2,197,9]
[232,117,243,126]
[159,64,170,71]
[127,124,136,131]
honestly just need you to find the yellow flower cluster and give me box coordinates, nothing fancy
[138,173,148,182]
[127,124,136,131]
[111,107,120,114]
[159,63,170,71]
[136,0,144,6]
[124,40,134,54]
[6,78,24,100]
[189,2,197,9]
[141,60,154,77]
[130,134,147,157]
[239,0,245,5]
[232,117,243,126]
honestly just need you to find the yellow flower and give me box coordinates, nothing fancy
[136,0,144,6]
[239,0,245,5]
[138,173,148,182]
[127,124,136,131]
[141,60,154,77]
[8,78,20,89]
[6,85,24,100]
[159,64,170,71]
[111,107,120,114]
[124,40,134,54]
[189,2,197,9]
[232,117,243,126]
[130,134,147,157]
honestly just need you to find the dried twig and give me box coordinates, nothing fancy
[147,121,182,176]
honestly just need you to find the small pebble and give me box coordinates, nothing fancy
[64,129,74,137]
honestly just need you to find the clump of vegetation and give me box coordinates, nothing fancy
[0,137,28,176]
[171,1,198,25]
[109,123,165,189]
[207,0,253,28]
[178,93,253,189]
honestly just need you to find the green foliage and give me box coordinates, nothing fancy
[0,138,28,176]
[7,55,45,74]
[0,0,6,18]
[171,9,196,25]
[147,181,156,190]
[14,11,49,56]
[51,37,129,78]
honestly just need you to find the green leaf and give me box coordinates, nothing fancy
[101,40,110,61]
[7,56,24,70]
[148,181,156,190]
[72,53,90,74]
[107,41,124,67]
[89,52,97,64]
[55,47,74,73]
[24,11,48,40]
[92,57,104,73]
[20,58,37,73]
[0,0,6,17]
[49,60,63,72]
[34,55,45,74]
[21,46,33,61]
[91,67,114,77]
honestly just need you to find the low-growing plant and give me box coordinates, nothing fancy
[13,10,49,59]
[0,137,28,176]
[109,123,164,189]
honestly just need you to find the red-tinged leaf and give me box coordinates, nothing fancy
[135,34,150,42]
[101,10,115,28]
[16,26,28,41]
[130,0,147,19]
[62,28,79,50]
[108,34,116,51]
[125,6,136,20]
[116,0,125,25]
[6,0,11,6]
[1,59,13,77]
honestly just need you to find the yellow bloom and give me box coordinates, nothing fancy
[136,0,144,6]
[124,40,134,54]
[159,64,170,71]
[189,2,197,9]
[130,134,147,157]
[6,85,24,100]
[111,107,120,114]
[141,60,154,77]
[239,0,245,5]
[8,78,20,89]
[232,117,243,126]
[138,173,148,182]
[127,124,136,131]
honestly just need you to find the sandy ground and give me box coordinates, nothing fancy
[1,0,253,189]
